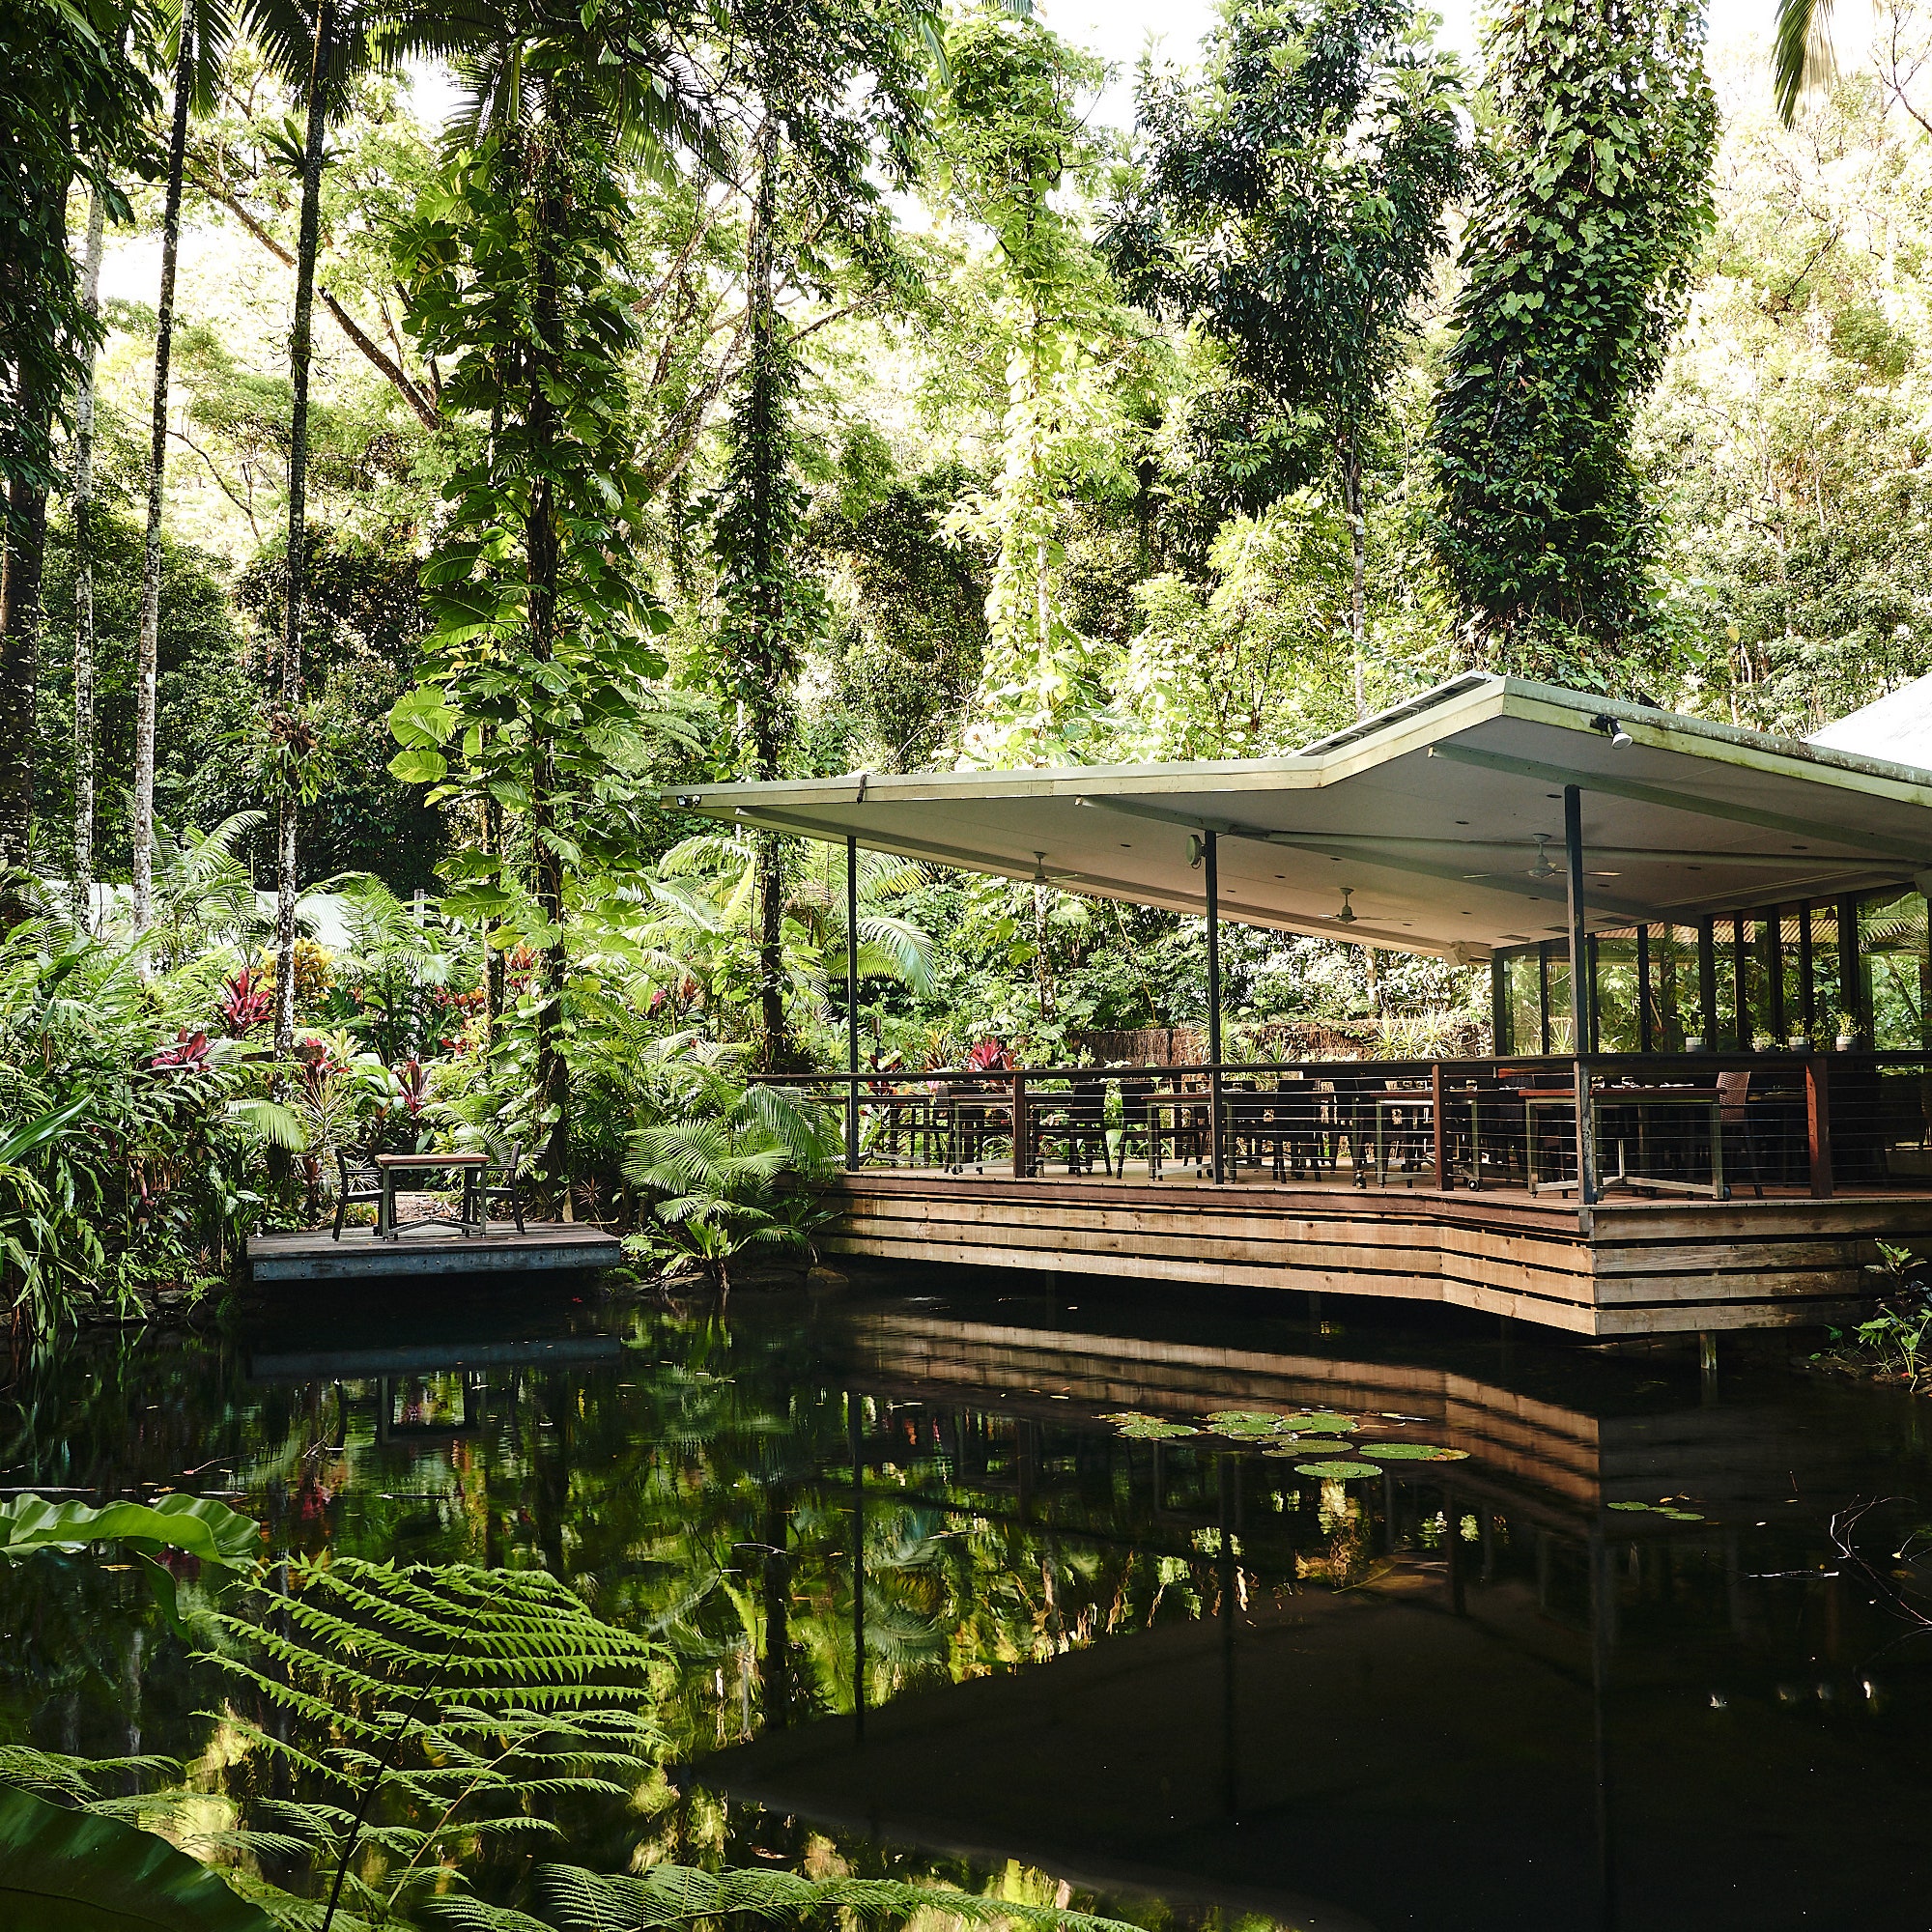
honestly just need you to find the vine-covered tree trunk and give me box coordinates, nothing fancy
[741,121,801,1073]
[528,127,571,1184]
[71,188,104,926]
[1428,0,1717,671]
[0,467,49,923]
[1340,431,1367,721]
[275,0,334,1060]
[132,18,195,933]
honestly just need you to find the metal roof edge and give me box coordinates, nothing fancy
[1494,676,1932,796]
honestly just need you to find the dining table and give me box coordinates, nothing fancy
[372,1151,491,1238]
[1514,1085,1726,1199]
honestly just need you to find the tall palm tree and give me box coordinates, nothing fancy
[131,0,236,934]
[1775,0,1834,124]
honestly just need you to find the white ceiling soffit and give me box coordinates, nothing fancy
[668,676,1932,961]
[1806,671,1932,768]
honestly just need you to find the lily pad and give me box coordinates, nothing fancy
[1358,1441,1466,1462]
[1607,1499,1705,1520]
[1291,1412,1358,1434]
[1201,1409,1294,1436]
[1296,1460,1383,1480]
[1263,1437,1352,1457]
[1102,1412,1198,1440]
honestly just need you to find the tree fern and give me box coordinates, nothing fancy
[424,1861,1145,1932]
[201,1561,665,1929]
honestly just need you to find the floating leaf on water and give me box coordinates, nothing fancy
[1607,1500,1652,1512]
[1606,1498,1706,1520]
[1296,1460,1383,1479]
[1102,1412,1198,1440]
[1291,1412,1357,1435]
[1201,1409,1294,1436]
[1355,1440,1461,1462]
[1263,1437,1351,1457]
[1659,1508,1706,1521]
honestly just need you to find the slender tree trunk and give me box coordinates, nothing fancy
[0,157,68,927]
[71,190,105,929]
[1342,431,1368,722]
[132,21,195,933]
[0,471,50,924]
[274,0,334,1061]
[527,128,571,1186]
[743,120,800,1072]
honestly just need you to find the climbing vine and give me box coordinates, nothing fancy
[1428,0,1718,680]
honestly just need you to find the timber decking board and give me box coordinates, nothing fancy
[246,1222,623,1282]
[818,1168,1925,1334]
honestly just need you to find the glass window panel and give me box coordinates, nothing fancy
[1861,892,1930,1049]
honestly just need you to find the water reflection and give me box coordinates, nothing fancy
[3,1277,1930,1930]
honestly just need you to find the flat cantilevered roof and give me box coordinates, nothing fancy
[668,674,1932,960]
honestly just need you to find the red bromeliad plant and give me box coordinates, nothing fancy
[218,965,274,1037]
[151,1029,212,1069]
[960,1037,1013,1073]
[393,1058,431,1116]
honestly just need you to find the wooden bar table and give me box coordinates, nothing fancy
[1520,1087,1724,1199]
[373,1151,490,1238]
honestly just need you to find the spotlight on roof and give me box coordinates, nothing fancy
[1592,712,1634,748]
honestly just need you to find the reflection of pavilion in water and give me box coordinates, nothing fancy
[701,1299,1932,1932]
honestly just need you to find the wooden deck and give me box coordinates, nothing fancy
[818,1168,1932,1336]
[246,1222,623,1282]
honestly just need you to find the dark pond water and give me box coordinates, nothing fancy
[6,1271,1932,1932]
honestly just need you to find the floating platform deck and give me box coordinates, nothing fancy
[246,1222,623,1282]
[818,1168,1932,1336]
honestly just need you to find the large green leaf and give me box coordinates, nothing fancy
[0,1493,260,1570]
[0,1785,272,1931]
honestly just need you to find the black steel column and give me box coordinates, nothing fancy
[845,835,860,1170]
[1766,906,1786,1041]
[1837,895,1864,1041]
[1799,904,1815,1037]
[1565,786,1598,1208]
[1732,916,1750,1048]
[1697,917,1718,1047]
[1539,943,1552,1054]
[1635,925,1651,1054]
[1491,954,1510,1054]
[1205,828,1225,1182]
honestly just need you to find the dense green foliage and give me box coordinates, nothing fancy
[11,0,1932,1330]
[1429,0,1719,674]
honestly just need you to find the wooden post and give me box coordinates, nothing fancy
[1432,1059,1448,1192]
[1564,786,1598,1209]
[1011,1070,1028,1179]
[845,835,860,1171]
[1205,828,1225,1183]
[1805,1054,1834,1198]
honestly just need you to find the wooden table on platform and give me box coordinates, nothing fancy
[374,1151,490,1238]
[1517,1086,1725,1200]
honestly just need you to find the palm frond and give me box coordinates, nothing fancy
[1774,0,1834,123]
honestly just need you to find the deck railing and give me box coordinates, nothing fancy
[759,1050,1932,1215]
